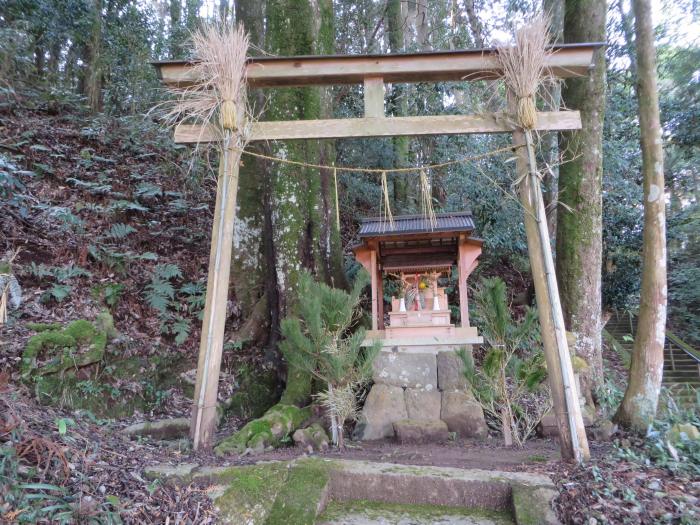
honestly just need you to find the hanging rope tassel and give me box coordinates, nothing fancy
[381,171,394,230]
[333,167,341,234]
[419,169,437,229]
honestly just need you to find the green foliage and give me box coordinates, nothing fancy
[92,282,125,308]
[279,270,379,446]
[0,154,30,212]
[107,223,137,239]
[140,264,202,346]
[616,390,700,477]
[595,378,625,419]
[27,263,91,304]
[459,277,549,446]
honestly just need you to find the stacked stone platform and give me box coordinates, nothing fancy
[354,346,488,441]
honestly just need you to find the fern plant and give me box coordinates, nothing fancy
[280,270,379,448]
[459,277,550,447]
[27,263,92,304]
[142,265,203,346]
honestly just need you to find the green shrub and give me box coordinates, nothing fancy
[459,277,549,446]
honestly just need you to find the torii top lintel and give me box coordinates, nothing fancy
[153,43,602,88]
[151,43,601,143]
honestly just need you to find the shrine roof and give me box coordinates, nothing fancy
[358,212,475,238]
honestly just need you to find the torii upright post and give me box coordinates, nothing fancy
[190,134,241,450]
[511,93,590,462]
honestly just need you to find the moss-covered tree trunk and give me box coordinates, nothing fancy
[386,0,409,210]
[556,0,606,404]
[216,0,341,454]
[230,0,342,405]
[614,0,667,432]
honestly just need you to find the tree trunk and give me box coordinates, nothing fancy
[386,0,409,209]
[84,0,103,113]
[556,0,606,403]
[617,0,638,79]
[463,0,484,47]
[231,0,343,407]
[215,0,342,451]
[186,0,201,33]
[541,0,564,237]
[615,0,667,432]
[169,0,183,59]
[33,40,45,77]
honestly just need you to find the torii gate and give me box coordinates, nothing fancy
[153,43,600,460]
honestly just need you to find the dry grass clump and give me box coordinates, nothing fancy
[495,14,556,129]
[160,22,253,146]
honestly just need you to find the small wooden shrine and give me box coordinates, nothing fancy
[352,211,483,349]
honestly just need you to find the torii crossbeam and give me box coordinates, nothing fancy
[152,42,601,460]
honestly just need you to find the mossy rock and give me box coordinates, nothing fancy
[292,423,329,451]
[22,317,109,377]
[23,315,180,418]
[33,371,150,418]
[215,404,312,456]
[25,322,64,332]
[265,459,330,525]
[215,462,289,524]
[667,423,700,443]
[213,458,331,525]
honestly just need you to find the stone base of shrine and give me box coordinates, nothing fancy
[362,328,483,353]
[353,345,488,442]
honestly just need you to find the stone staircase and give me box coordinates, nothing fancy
[604,311,700,403]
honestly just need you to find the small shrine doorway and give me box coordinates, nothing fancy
[352,212,483,350]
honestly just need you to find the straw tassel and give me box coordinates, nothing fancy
[219,99,237,131]
[380,171,394,230]
[419,169,437,229]
[517,96,537,129]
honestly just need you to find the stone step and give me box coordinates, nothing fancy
[664,370,700,377]
[146,458,560,525]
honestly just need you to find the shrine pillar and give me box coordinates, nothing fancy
[457,235,482,327]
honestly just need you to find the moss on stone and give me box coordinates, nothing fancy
[22,318,108,378]
[215,404,311,456]
[21,315,175,417]
[265,459,330,525]
[94,310,119,339]
[63,319,98,343]
[213,462,289,524]
[511,484,558,525]
[22,331,76,376]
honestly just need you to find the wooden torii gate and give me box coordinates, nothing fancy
[153,43,599,461]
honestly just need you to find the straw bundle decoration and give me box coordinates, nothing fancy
[495,15,554,130]
[380,171,394,230]
[419,169,437,229]
[161,22,252,150]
